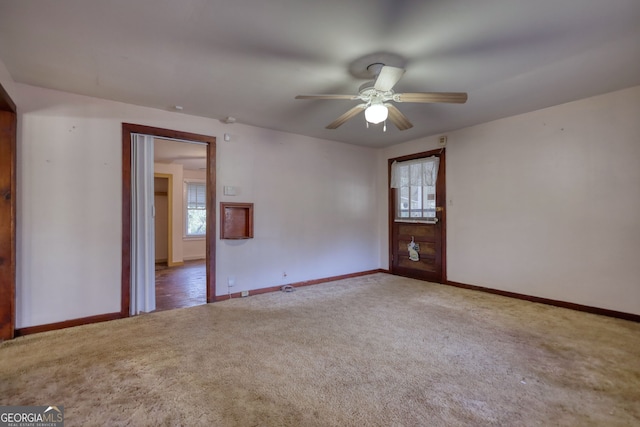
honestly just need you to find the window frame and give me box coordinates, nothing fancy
[183,179,207,239]
[391,156,439,223]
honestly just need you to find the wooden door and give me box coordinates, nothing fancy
[389,149,446,283]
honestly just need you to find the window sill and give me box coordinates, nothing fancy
[394,218,438,224]
[183,236,206,241]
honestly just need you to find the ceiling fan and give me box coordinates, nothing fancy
[295,63,467,131]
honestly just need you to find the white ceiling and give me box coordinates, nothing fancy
[1,0,639,148]
[154,138,207,171]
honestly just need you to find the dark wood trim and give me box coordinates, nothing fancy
[215,269,386,301]
[15,312,123,337]
[14,274,637,336]
[446,280,640,323]
[121,128,132,316]
[0,81,16,341]
[387,160,394,273]
[0,82,16,113]
[205,139,216,303]
[389,149,444,164]
[388,148,447,283]
[439,150,447,283]
[122,123,217,317]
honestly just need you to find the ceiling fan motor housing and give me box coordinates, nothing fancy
[358,82,394,106]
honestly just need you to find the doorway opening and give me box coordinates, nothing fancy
[121,123,216,318]
[155,260,206,311]
[153,138,208,312]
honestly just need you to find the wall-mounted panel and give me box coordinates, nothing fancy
[221,202,253,239]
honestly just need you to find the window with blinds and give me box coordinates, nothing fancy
[185,181,206,236]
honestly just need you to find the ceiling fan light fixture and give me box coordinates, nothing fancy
[296,63,465,131]
[364,103,388,124]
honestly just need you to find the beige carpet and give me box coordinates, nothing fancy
[1,273,639,426]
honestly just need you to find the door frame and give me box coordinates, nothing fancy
[0,82,16,341]
[388,148,447,283]
[122,123,217,317]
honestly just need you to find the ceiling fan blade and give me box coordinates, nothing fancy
[386,104,413,131]
[295,94,357,100]
[326,104,366,129]
[374,66,405,92]
[394,92,468,103]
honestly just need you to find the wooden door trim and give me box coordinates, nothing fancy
[0,82,16,340]
[388,148,446,283]
[122,123,217,317]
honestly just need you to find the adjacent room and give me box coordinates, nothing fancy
[0,1,638,425]
[153,138,208,312]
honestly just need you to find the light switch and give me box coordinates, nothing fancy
[224,186,237,196]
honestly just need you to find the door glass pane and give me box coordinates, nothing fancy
[398,186,410,218]
[394,158,438,220]
[410,184,421,217]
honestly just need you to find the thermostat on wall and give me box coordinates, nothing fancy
[224,186,237,196]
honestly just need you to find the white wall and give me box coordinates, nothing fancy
[6,59,637,328]
[380,86,640,315]
[12,83,379,328]
[216,122,379,294]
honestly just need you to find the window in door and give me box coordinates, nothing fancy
[391,156,440,220]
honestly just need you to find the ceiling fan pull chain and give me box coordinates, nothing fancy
[383,121,387,132]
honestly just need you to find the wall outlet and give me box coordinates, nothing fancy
[241,290,249,297]
[227,276,235,287]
